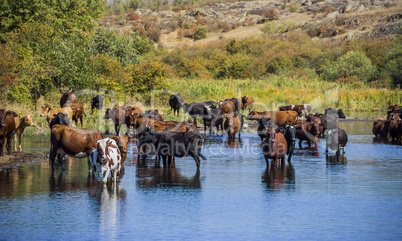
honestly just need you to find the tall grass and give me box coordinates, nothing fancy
[2,75,401,137]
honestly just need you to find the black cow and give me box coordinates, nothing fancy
[257,117,269,141]
[284,125,297,162]
[183,102,210,128]
[157,131,205,168]
[169,94,184,116]
[326,128,348,155]
[203,108,224,135]
[91,95,104,114]
[49,113,70,128]
[322,108,346,132]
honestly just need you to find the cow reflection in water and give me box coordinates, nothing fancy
[262,165,295,191]
[137,168,201,189]
[326,154,347,165]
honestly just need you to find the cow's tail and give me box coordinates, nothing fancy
[198,152,207,160]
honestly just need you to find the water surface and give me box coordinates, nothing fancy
[0,122,401,240]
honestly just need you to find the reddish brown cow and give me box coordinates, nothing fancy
[241,96,254,111]
[246,110,297,126]
[40,104,73,126]
[372,119,387,138]
[104,106,127,135]
[0,110,16,156]
[70,103,86,127]
[261,121,288,167]
[135,117,198,135]
[60,91,78,108]
[295,119,321,148]
[125,105,143,136]
[219,100,237,114]
[50,124,106,171]
[224,113,241,140]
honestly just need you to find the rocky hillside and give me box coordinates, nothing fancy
[98,0,402,50]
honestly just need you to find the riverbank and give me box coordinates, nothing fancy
[0,152,48,171]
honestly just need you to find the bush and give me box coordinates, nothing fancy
[263,8,280,21]
[321,50,378,82]
[128,61,171,103]
[382,42,402,86]
[194,26,207,40]
[127,11,139,20]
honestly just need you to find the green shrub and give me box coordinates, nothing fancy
[382,42,402,86]
[194,26,208,40]
[321,50,378,82]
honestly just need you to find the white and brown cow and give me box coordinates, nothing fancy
[89,138,122,184]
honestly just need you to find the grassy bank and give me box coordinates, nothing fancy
[3,76,400,137]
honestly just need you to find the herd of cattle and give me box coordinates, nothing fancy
[1,91,397,184]
[373,105,402,142]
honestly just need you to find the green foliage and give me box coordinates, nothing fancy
[321,50,378,82]
[194,26,207,40]
[128,60,171,103]
[0,0,106,41]
[382,41,402,86]
[92,27,145,66]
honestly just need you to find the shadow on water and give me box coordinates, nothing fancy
[372,137,402,146]
[261,164,295,191]
[136,167,201,189]
[326,154,347,165]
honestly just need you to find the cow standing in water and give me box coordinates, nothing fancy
[89,138,122,184]
[0,110,16,156]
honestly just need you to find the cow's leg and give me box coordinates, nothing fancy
[14,133,18,152]
[17,133,22,152]
[162,155,167,168]
[274,153,279,167]
[264,155,269,168]
[57,154,66,170]
[325,137,329,154]
[190,151,201,168]
[298,140,302,148]
[80,117,83,127]
[6,135,12,155]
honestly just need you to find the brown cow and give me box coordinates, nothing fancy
[241,96,254,111]
[372,119,387,138]
[13,115,35,152]
[246,110,297,126]
[387,114,402,142]
[224,113,241,140]
[0,110,16,155]
[104,106,127,135]
[295,119,321,148]
[219,99,240,114]
[261,120,288,167]
[40,104,73,126]
[279,104,311,116]
[125,105,143,136]
[49,124,106,171]
[135,117,197,136]
[70,103,86,127]
[60,91,78,108]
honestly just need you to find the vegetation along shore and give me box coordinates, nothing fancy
[1,0,401,136]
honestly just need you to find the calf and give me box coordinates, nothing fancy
[13,115,35,152]
[40,104,73,126]
[70,102,85,127]
[169,94,184,116]
[91,95,104,114]
[246,110,298,126]
[0,110,16,155]
[49,113,70,128]
[326,128,348,155]
[50,124,105,171]
[143,109,164,121]
[60,91,78,108]
[104,106,126,135]
[372,119,388,138]
[224,113,242,140]
[157,131,205,168]
[89,138,122,184]
[203,108,224,135]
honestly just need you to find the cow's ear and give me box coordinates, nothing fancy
[109,135,120,143]
[6,110,12,116]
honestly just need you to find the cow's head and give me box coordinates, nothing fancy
[40,104,51,117]
[338,109,346,119]
[246,110,259,120]
[0,109,7,127]
[242,96,249,104]
[23,115,35,127]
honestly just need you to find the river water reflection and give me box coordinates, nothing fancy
[0,122,401,240]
